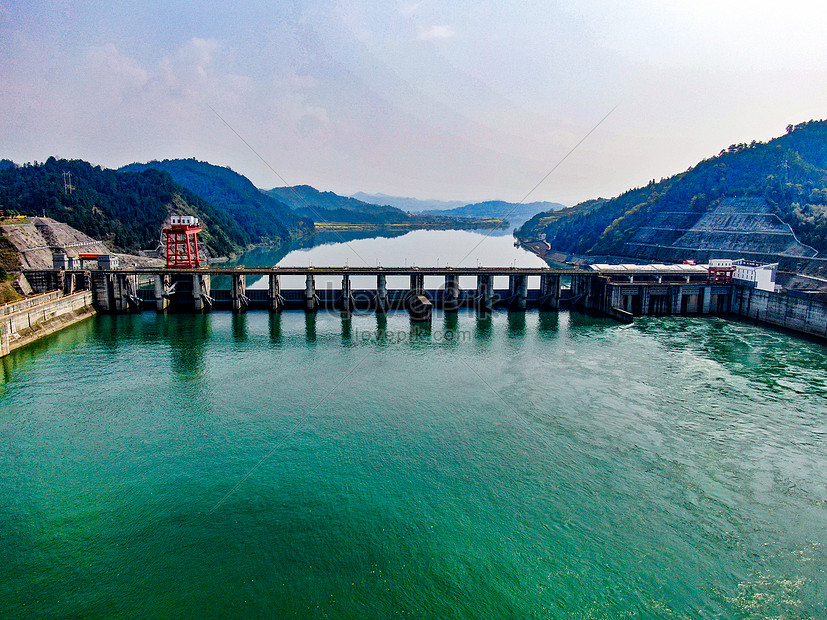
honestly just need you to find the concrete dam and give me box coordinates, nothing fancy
[17,263,827,340]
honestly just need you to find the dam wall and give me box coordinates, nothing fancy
[0,290,95,357]
[732,286,827,340]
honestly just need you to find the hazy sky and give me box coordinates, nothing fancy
[3,1,826,205]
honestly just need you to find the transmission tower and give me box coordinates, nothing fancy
[62,171,75,195]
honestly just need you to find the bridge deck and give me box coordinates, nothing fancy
[27,266,592,277]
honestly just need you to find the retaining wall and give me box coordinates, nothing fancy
[0,290,95,357]
[733,286,827,340]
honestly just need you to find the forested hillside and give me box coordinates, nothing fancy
[265,185,411,224]
[518,120,827,258]
[266,185,505,229]
[422,200,566,228]
[0,158,243,256]
[122,159,313,245]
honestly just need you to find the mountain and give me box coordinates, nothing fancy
[352,192,467,213]
[265,185,410,224]
[518,120,827,262]
[0,157,244,256]
[122,159,313,245]
[422,200,566,228]
[265,185,505,230]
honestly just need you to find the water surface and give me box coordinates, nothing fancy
[1,311,825,618]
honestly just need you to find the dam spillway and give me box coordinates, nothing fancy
[22,264,715,319]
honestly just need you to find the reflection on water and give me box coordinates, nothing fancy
[213,228,548,290]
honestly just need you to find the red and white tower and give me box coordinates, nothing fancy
[163,215,203,268]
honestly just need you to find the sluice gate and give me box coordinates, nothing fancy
[21,265,729,323]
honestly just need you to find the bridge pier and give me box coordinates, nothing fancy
[340,274,355,313]
[154,274,169,312]
[444,274,461,311]
[268,273,283,312]
[508,274,527,311]
[409,273,425,297]
[62,271,75,295]
[540,274,560,310]
[476,274,494,311]
[305,274,318,313]
[376,274,389,313]
[232,273,247,313]
[90,271,110,312]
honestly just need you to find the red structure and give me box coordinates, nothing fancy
[163,215,203,268]
[707,261,735,284]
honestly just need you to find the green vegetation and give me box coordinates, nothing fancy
[421,200,566,227]
[122,159,313,245]
[518,119,827,256]
[0,158,243,256]
[266,185,506,229]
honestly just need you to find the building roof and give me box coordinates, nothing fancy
[590,263,710,275]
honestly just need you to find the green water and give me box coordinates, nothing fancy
[1,311,825,618]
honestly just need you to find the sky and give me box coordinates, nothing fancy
[2,0,827,205]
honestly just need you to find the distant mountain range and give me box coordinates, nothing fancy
[265,185,411,225]
[517,119,827,263]
[265,185,505,230]
[354,193,565,228]
[352,193,468,213]
[420,200,566,228]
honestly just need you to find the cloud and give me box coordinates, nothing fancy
[400,2,423,17]
[417,25,454,40]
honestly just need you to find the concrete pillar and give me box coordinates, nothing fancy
[610,284,622,310]
[508,274,527,311]
[701,285,712,314]
[193,274,203,311]
[671,287,681,315]
[640,286,651,316]
[444,274,460,311]
[62,271,75,295]
[540,274,560,310]
[154,274,169,312]
[110,274,126,313]
[305,274,318,313]
[476,274,493,311]
[409,273,425,296]
[268,273,283,312]
[340,274,354,313]
[232,273,247,313]
[90,271,111,312]
[376,274,389,313]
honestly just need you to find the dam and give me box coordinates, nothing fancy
[19,262,827,339]
[22,263,721,318]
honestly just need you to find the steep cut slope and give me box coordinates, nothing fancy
[518,120,827,261]
[122,159,313,245]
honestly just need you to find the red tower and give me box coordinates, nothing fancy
[163,215,203,268]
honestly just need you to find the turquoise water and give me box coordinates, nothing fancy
[1,310,825,618]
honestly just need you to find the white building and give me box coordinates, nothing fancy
[731,259,778,292]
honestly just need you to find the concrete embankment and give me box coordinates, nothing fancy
[0,290,95,357]
[732,286,827,340]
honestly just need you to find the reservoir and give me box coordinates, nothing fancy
[1,230,825,617]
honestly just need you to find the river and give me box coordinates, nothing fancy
[1,230,825,618]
